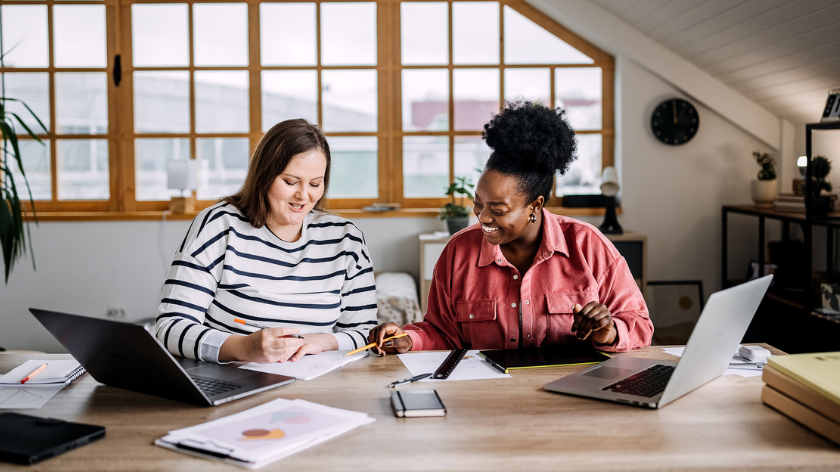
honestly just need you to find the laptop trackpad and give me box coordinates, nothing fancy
[581,366,634,379]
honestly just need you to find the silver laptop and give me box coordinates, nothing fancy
[30,308,295,406]
[544,275,772,409]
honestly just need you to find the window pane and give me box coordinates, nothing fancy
[0,5,48,67]
[328,137,377,199]
[57,139,109,200]
[504,7,593,64]
[321,2,377,66]
[3,73,50,134]
[402,69,448,132]
[193,3,248,66]
[132,4,189,67]
[322,70,377,132]
[195,71,250,133]
[504,68,549,105]
[197,138,250,200]
[453,2,498,65]
[135,138,190,201]
[556,134,601,196]
[454,136,490,188]
[262,71,318,132]
[555,68,602,130]
[56,73,108,135]
[401,2,447,65]
[260,3,316,66]
[453,68,499,131]
[53,5,106,68]
[403,135,449,198]
[134,71,190,133]
[9,140,51,201]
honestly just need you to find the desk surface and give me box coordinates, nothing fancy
[1,346,838,471]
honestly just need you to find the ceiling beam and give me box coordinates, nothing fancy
[527,0,781,149]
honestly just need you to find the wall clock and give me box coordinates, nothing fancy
[651,98,699,145]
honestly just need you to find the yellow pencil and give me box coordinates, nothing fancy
[345,333,409,356]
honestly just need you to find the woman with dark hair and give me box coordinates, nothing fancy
[369,101,652,353]
[156,119,377,364]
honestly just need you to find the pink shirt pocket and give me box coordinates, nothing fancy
[544,291,598,344]
[454,299,503,349]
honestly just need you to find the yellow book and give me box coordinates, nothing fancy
[767,352,840,405]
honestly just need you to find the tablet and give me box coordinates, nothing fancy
[479,343,610,374]
[0,413,105,465]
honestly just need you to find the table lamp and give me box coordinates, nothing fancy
[167,159,198,213]
[793,155,807,195]
[598,166,623,235]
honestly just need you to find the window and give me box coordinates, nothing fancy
[1,0,612,217]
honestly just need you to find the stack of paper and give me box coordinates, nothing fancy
[761,352,840,446]
[0,360,85,410]
[239,351,368,380]
[155,398,374,469]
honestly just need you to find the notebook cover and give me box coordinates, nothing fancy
[480,343,610,372]
[763,365,840,423]
[767,352,840,405]
[0,413,105,465]
[761,385,840,447]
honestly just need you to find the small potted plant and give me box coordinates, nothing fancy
[809,155,833,217]
[440,176,475,235]
[750,150,777,208]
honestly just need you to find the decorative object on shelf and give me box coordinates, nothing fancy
[1,49,49,283]
[820,88,840,123]
[598,166,622,235]
[820,283,840,312]
[793,155,808,196]
[646,280,703,345]
[750,150,777,208]
[167,160,198,213]
[439,175,475,235]
[774,193,805,212]
[650,98,699,145]
[808,155,833,217]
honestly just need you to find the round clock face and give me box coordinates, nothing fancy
[651,99,699,145]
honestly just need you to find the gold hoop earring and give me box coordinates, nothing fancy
[529,211,537,224]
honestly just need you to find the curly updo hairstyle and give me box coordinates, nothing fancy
[482,100,577,203]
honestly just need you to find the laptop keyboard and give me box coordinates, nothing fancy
[601,364,675,398]
[191,376,245,397]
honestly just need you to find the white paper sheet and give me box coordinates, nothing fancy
[239,351,368,380]
[0,359,83,385]
[0,384,64,409]
[397,350,511,382]
[661,346,764,378]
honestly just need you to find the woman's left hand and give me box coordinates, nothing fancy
[288,333,339,362]
[572,302,617,345]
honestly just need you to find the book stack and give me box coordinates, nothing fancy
[761,352,840,446]
[774,193,805,212]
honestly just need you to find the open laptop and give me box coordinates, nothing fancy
[30,308,295,407]
[544,275,772,409]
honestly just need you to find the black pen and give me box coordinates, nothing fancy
[388,373,431,388]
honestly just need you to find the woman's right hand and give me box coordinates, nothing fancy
[368,322,412,355]
[219,327,305,363]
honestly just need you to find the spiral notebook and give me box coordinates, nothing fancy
[0,360,86,386]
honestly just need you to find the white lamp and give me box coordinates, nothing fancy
[167,159,198,213]
[794,155,808,195]
[598,166,623,234]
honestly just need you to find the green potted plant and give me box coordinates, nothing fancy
[808,155,833,217]
[439,176,475,235]
[1,48,46,283]
[750,150,777,208]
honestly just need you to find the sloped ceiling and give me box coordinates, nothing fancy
[591,0,840,126]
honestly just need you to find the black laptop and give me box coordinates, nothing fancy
[30,308,295,406]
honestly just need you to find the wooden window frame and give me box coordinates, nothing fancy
[3,0,613,221]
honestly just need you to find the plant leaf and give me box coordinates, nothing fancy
[1,97,49,135]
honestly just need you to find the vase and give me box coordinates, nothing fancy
[446,217,469,235]
[810,195,833,217]
[750,179,778,208]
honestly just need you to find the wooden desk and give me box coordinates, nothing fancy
[1,347,838,471]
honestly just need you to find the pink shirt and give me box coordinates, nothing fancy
[406,209,653,352]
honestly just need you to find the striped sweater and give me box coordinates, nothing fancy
[156,203,378,362]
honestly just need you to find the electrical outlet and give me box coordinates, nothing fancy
[106,305,126,319]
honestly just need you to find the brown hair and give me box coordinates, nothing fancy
[223,119,331,228]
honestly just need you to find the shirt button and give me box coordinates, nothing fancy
[527,334,531,338]
[525,300,530,305]
[497,259,502,263]
[511,338,516,342]
[469,314,474,319]
[511,303,517,308]
[513,275,518,280]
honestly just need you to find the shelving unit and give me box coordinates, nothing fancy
[721,121,840,353]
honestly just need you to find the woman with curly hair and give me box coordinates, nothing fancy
[369,101,652,353]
